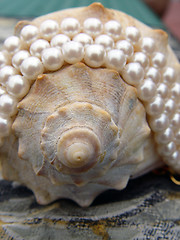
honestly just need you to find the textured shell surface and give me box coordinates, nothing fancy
[0,3,179,207]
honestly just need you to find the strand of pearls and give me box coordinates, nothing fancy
[0,17,179,172]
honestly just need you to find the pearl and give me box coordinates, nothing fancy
[165,99,176,115]
[41,47,64,71]
[73,33,93,47]
[138,78,156,101]
[122,62,144,86]
[132,52,149,69]
[40,20,59,40]
[155,127,174,144]
[20,56,44,80]
[116,40,134,58]
[83,18,103,37]
[104,20,122,40]
[0,115,12,137]
[167,150,180,165]
[163,67,176,85]
[105,49,126,72]
[175,130,180,144]
[158,141,176,157]
[141,37,155,54]
[152,52,166,68]
[30,39,50,58]
[51,34,70,48]
[0,94,17,116]
[125,26,140,43]
[171,113,180,129]
[149,113,169,132]
[20,25,39,44]
[95,34,114,50]
[0,86,6,96]
[0,51,10,68]
[12,50,30,70]
[84,44,105,68]
[171,83,180,101]
[4,36,21,55]
[146,96,164,116]
[62,41,84,64]
[0,66,17,86]
[146,67,161,84]
[157,83,169,98]
[6,75,30,99]
[60,18,80,37]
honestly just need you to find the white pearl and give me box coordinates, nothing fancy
[41,47,64,71]
[20,25,39,44]
[152,52,166,68]
[141,37,155,54]
[0,94,17,116]
[40,20,59,40]
[6,75,30,99]
[116,40,134,58]
[105,49,126,72]
[83,18,103,37]
[155,127,174,144]
[73,33,93,47]
[175,130,180,144]
[125,26,140,43]
[0,86,6,96]
[122,62,144,86]
[146,67,161,84]
[146,96,164,116]
[0,66,17,86]
[30,39,50,58]
[167,150,180,165]
[171,83,180,101]
[50,34,70,48]
[165,99,176,115]
[84,44,105,68]
[157,83,169,98]
[163,67,176,85]
[4,36,21,55]
[158,141,176,157]
[132,52,149,69]
[150,113,169,132]
[0,51,10,68]
[95,34,114,50]
[0,115,12,137]
[20,56,44,80]
[61,18,80,37]
[138,79,156,101]
[104,20,122,40]
[62,41,84,64]
[171,113,180,129]
[12,50,30,70]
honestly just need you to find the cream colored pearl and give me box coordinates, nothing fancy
[116,40,134,58]
[0,51,10,68]
[171,113,180,129]
[104,20,122,40]
[73,33,93,47]
[152,52,166,68]
[0,66,17,86]
[157,83,169,99]
[12,50,30,70]
[146,96,164,116]
[163,67,176,85]
[83,18,103,37]
[150,113,169,132]
[40,20,59,40]
[132,52,149,69]
[20,25,39,44]
[62,41,84,64]
[61,18,80,37]
[105,49,126,72]
[165,99,176,115]
[20,56,44,80]
[175,130,180,144]
[0,86,6,96]
[167,150,180,165]
[122,62,144,86]
[95,34,114,50]
[41,47,64,71]
[155,127,174,144]
[138,79,156,101]
[146,67,161,84]
[0,115,12,137]
[125,26,140,43]
[84,44,105,68]
[4,36,21,55]
[0,94,17,116]
[6,75,30,99]
[141,37,155,54]
[30,39,50,58]
[159,141,176,157]
[50,34,70,48]
[171,83,180,101]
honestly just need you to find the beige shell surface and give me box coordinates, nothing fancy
[0,3,179,207]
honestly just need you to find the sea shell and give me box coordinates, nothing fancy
[0,3,179,207]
